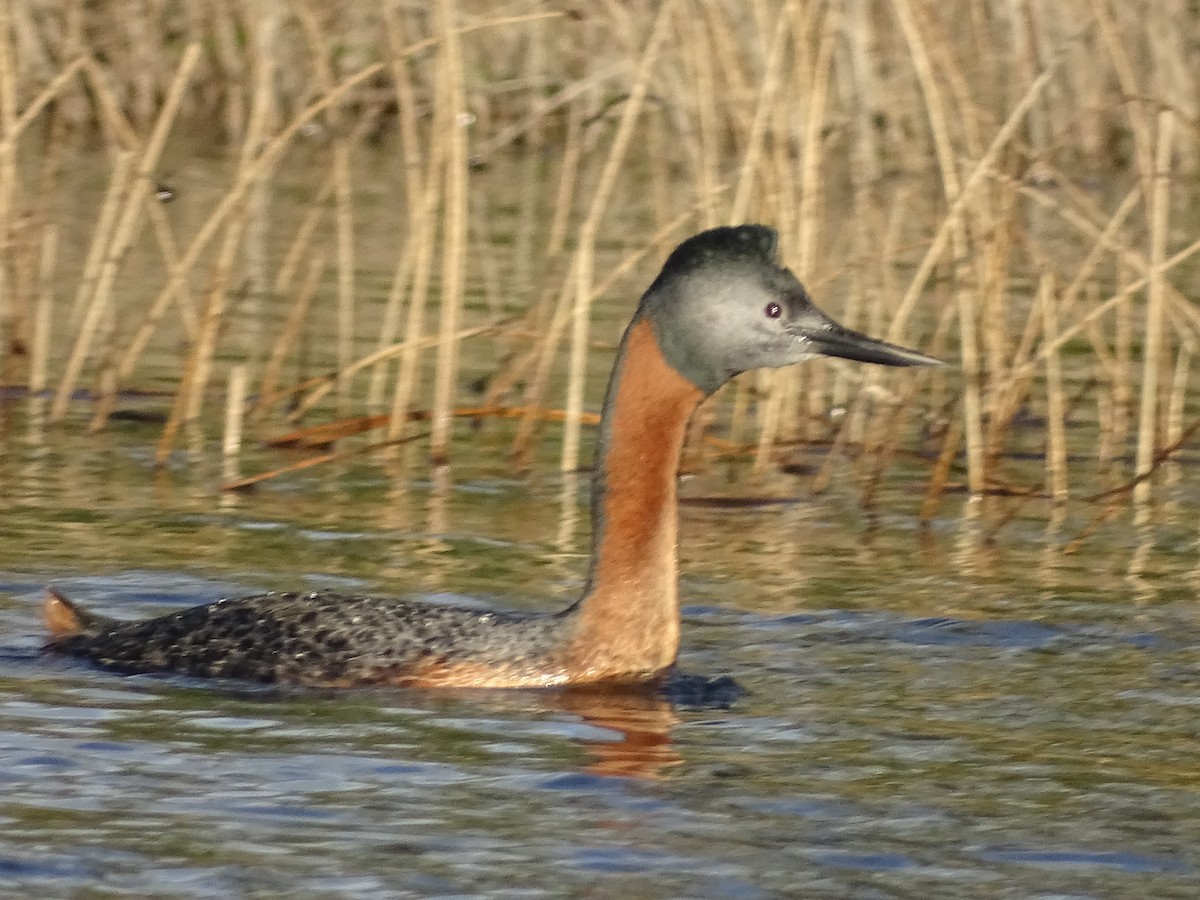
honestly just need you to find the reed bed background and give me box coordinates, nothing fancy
[1,0,1198,544]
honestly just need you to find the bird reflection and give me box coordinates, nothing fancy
[555,684,683,779]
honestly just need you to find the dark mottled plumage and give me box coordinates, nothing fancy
[48,591,572,686]
[44,224,943,688]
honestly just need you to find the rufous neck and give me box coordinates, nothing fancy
[568,316,703,678]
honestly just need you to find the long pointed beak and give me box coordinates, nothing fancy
[807,322,944,367]
[790,309,945,367]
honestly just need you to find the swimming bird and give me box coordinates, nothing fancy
[44,225,941,689]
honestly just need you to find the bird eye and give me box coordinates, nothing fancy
[764,302,782,319]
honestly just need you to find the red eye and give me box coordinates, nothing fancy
[765,302,782,319]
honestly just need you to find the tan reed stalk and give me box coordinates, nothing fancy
[387,107,450,443]
[758,0,837,470]
[223,363,249,462]
[561,0,678,475]
[765,17,803,447]
[980,181,1016,469]
[860,380,919,509]
[1095,352,1116,468]
[890,0,989,491]
[1114,277,1133,450]
[429,0,470,465]
[1166,346,1190,451]
[255,252,326,419]
[914,0,986,162]
[1039,273,1068,501]
[647,106,672,238]
[1133,110,1174,503]
[725,1,793,467]
[919,413,962,524]
[29,225,55,394]
[331,141,356,409]
[51,44,201,424]
[1149,0,1197,170]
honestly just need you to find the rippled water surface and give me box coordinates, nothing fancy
[3,145,1200,897]
[3,405,1200,899]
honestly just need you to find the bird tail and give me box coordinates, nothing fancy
[44,588,112,640]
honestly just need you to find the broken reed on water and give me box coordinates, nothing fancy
[1,1,1198,530]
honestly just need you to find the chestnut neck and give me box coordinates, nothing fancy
[565,316,704,679]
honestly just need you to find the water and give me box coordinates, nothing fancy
[2,410,1200,898]
[3,149,1199,897]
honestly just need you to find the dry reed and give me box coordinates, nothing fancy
[0,0,1196,550]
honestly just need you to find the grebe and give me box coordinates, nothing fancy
[44,225,941,688]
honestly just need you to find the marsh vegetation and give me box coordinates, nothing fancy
[0,0,1198,548]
